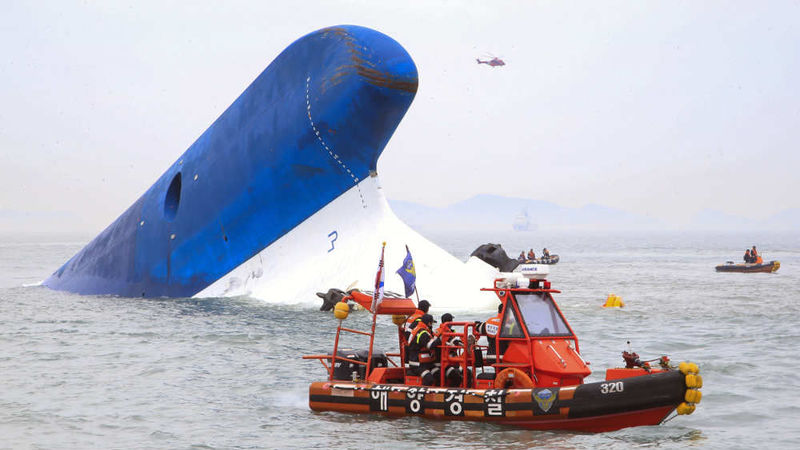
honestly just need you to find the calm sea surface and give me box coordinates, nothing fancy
[1,230,799,449]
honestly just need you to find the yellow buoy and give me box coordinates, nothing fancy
[679,361,690,374]
[392,314,406,326]
[333,301,349,320]
[603,294,624,308]
[688,362,699,374]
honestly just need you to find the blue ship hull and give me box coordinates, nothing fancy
[44,25,418,297]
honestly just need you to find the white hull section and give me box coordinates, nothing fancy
[195,176,499,310]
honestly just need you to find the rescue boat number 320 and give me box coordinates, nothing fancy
[599,381,624,394]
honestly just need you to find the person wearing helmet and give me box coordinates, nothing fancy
[407,313,441,386]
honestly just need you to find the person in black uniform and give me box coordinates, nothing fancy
[408,314,441,386]
[404,299,431,344]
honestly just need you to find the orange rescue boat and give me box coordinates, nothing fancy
[304,273,702,432]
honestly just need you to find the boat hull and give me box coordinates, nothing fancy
[715,261,780,273]
[309,370,686,432]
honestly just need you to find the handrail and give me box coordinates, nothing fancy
[548,344,567,368]
[438,322,478,388]
[493,362,530,367]
[481,288,562,294]
[339,327,373,337]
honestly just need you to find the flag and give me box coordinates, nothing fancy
[396,245,416,298]
[371,242,386,312]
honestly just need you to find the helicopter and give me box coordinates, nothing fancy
[476,56,506,67]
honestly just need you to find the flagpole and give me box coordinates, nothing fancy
[367,241,385,381]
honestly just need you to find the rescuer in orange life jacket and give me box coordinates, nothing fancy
[404,299,430,343]
[435,313,467,387]
[408,314,441,386]
[475,303,504,367]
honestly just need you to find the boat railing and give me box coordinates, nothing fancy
[438,321,481,388]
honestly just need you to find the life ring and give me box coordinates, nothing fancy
[495,368,534,389]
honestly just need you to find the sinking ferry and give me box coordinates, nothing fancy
[43,25,498,307]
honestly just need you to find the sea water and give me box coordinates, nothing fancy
[1,230,799,449]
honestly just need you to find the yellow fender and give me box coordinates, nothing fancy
[686,374,704,389]
[685,389,702,404]
[334,301,349,320]
[679,361,700,375]
[677,402,696,415]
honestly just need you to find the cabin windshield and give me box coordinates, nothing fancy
[513,292,571,337]
[499,304,525,338]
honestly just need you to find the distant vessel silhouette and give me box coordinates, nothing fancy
[513,209,531,231]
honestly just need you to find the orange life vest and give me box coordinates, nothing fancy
[412,325,435,363]
[484,313,502,338]
[405,309,425,344]
[405,309,424,331]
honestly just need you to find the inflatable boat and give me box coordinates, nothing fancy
[715,261,780,273]
[304,272,702,432]
[527,255,559,265]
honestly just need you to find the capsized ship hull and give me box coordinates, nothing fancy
[43,25,498,308]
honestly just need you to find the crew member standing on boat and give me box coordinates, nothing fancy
[527,249,536,261]
[751,246,762,264]
[744,249,752,263]
[475,303,504,366]
[408,314,441,386]
[404,299,430,343]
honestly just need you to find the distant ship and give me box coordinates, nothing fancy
[513,209,531,231]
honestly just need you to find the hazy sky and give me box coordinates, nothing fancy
[1,1,798,233]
